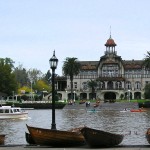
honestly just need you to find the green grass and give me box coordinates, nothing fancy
[117,99,150,103]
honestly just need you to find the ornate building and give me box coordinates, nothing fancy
[56,35,150,101]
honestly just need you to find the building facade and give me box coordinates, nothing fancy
[56,35,150,101]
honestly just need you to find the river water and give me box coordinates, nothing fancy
[0,108,150,146]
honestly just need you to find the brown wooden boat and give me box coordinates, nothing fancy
[81,127,124,147]
[146,128,150,144]
[25,132,35,144]
[79,100,86,104]
[26,124,86,147]
[0,134,5,145]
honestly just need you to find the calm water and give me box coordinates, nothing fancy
[0,108,150,145]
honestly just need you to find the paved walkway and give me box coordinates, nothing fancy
[0,145,150,150]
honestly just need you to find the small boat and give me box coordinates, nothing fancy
[0,134,5,145]
[120,108,130,112]
[93,103,99,108]
[25,132,35,144]
[79,100,86,104]
[146,128,150,144]
[26,124,86,147]
[0,106,28,119]
[81,127,124,147]
[130,109,146,112]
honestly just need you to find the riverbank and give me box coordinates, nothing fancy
[4,102,65,109]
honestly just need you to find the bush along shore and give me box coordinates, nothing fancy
[5,102,66,109]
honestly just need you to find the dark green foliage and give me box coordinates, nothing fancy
[144,83,150,99]
[120,94,124,100]
[62,57,80,100]
[87,79,97,99]
[143,51,150,69]
[0,58,17,95]
[45,70,51,83]
[21,95,29,101]
[14,65,28,87]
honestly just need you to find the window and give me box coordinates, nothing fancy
[74,82,77,89]
[102,64,119,77]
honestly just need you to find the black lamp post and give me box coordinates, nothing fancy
[49,50,58,130]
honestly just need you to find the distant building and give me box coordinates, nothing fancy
[55,35,150,100]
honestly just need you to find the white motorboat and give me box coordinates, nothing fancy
[0,106,28,119]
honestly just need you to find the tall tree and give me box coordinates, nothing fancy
[14,64,28,87]
[87,79,97,100]
[144,83,150,99]
[0,58,17,95]
[27,68,43,83]
[62,57,80,100]
[143,51,150,69]
[45,70,51,84]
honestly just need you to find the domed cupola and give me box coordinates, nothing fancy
[105,35,117,47]
[104,35,117,56]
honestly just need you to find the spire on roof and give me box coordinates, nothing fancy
[110,26,111,39]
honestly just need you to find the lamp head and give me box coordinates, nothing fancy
[49,50,58,69]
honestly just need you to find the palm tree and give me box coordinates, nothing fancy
[62,57,81,100]
[87,79,97,100]
[143,51,150,69]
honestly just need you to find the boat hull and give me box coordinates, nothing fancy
[0,106,28,119]
[25,132,35,144]
[26,124,85,147]
[146,128,150,144]
[81,127,124,147]
[0,112,28,119]
[0,135,5,145]
[130,109,146,112]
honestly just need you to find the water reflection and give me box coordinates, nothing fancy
[0,109,150,145]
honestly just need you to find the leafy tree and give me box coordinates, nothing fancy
[33,80,51,93]
[0,58,17,95]
[144,83,150,99]
[62,57,80,100]
[14,64,28,87]
[120,94,124,100]
[45,70,51,83]
[87,79,97,100]
[18,86,31,94]
[143,51,150,69]
[27,68,43,84]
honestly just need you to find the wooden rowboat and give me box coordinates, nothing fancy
[81,127,124,147]
[26,124,86,147]
[146,128,150,144]
[25,132,35,144]
[130,109,146,112]
[0,134,5,145]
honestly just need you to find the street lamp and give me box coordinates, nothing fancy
[74,91,75,102]
[128,90,130,102]
[49,50,58,130]
[66,90,68,102]
[30,79,33,101]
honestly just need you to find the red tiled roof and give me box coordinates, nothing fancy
[105,37,116,46]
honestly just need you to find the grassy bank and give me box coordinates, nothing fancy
[5,101,65,109]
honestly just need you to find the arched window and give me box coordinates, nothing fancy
[126,81,131,89]
[135,81,141,90]
[116,81,122,89]
[107,81,113,89]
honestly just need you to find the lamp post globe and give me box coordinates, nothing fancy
[49,50,58,130]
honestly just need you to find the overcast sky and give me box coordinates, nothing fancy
[0,0,150,75]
